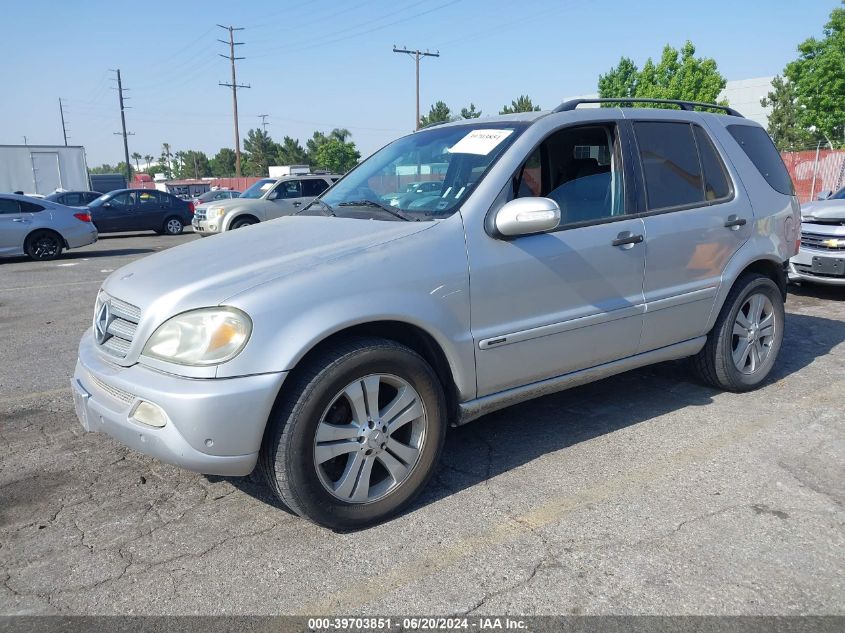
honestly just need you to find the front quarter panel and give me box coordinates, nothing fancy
[216,214,477,401]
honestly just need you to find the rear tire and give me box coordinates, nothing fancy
[692,273,784,392]
[260,337,447,530]
[25,230,63,261]
[163,216,183,235]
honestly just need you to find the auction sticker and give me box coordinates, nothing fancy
[448,129,513,155]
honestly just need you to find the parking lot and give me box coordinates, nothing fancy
[1,231,843,615]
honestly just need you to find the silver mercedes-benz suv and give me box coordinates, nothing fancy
[72,98,799,529]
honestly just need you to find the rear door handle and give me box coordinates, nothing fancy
[724,215,747,229]
[612,231,644,248]
[12,218,27,223]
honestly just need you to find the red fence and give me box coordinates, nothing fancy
[782,149,845,203]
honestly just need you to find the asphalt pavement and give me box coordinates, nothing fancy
[1,231,843,615]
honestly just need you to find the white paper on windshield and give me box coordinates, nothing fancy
[448,129,513,155]
[260,182,274,190]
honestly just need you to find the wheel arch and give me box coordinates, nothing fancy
[224,212,260,231]
[25,227,68,250]
[707,254,787,332]
[283,320,461,425]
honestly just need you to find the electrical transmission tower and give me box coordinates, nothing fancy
[392,46,440,130]
[218,24,250,178]
[111,69,134,184]
[58,98,70,146]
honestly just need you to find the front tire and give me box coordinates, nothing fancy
[163,216,183,235]
[260,337,447,529]
[692,273,785,391]
[230,217,257,230]
[25,230,63,261]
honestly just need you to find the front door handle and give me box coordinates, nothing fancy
[724,215,747,229]
[612,231,644,248]
[292,201,302,207]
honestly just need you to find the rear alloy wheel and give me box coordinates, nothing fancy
[260,337,446,529]
[163,217,183,235]
[25,230,63,261]
[692,273,784,392]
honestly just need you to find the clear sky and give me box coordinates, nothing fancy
[0,0,836,166]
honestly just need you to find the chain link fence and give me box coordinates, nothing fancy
[782,147,845,203]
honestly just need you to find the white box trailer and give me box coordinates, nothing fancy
[0,145,90,195]
[268,164,310,178]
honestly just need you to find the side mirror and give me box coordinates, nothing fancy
[817,190,832,200]
[494,197,561,237]
[103,202,112,208]
[267,190,279,201]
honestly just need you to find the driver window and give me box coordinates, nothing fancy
[276,180,302,199]
[515,124,624,226]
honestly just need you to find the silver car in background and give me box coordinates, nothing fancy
[192,174,337,235]
[73,99,799,530]
[0,193,97,260]
[788,187,845,286]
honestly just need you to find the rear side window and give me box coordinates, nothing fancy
[727,124,794,195]
[302,179,329,197]
[19,200,45,213]
[694,127,732,201]
[634,122,703,211]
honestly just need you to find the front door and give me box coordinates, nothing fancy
[467,121,648,397]
[93,191,136,232]
[268,180,303,219]
[630,119,752,352]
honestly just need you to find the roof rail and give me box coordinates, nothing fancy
[554,98,743,118]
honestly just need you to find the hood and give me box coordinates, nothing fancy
[201,196,265,211]
[101,215,435,313]
[801,200,845,222]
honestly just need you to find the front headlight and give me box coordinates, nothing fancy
[142,307,251,366]
[207,207,226,218]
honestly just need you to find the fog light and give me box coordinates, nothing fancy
[209,223,217,231]
[132,401,167,428]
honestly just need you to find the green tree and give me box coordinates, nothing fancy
[598,41,726,108]
[460,103,482,119]
[419,101,452,127]
[243,128,277,176]
[312,137,360,173]
[89,163,118,174]
[760,75,816,151]
[143,154,155,172]
[499,95,540,114]
[173,150,211,179]
[210,148,237,177]
[275,136,308,165]
[785,4,845,147]
[159,143,173,178]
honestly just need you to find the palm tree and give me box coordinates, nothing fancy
[143,154,154,171]
[131,152,142,173]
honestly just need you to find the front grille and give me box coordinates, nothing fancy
[95,293,141,360]
[801,232,845,251]
[194,208,206,220]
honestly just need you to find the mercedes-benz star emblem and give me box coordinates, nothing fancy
[94,301,112,345]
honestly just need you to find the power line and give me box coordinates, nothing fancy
[58,98,69,146]
[392,47,440,130]
[258,114,269,132]
[111,69,134,183]
[218,24,250,178]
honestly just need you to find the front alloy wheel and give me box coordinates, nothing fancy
[314,374,427,503]
[731,293,776,375]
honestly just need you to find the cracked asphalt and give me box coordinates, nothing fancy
[1,232,843,615]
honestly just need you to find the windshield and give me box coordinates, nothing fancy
[309,123,525,221]
[830,186,845,200]
[239,178,276,199]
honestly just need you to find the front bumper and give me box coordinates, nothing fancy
[788,247,845,286]
[191,216,222,235]
[72,328,286,476]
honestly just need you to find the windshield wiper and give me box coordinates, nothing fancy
[301,198,335,216]
[337,199,414,221]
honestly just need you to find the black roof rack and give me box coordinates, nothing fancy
[554,98,743,118]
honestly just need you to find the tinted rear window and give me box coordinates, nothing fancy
[727,125,794,195]
[634,121,703,211]
[694,126,732,201]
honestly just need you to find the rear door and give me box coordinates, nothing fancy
[631,118,752,352]
[0,198,27,255]
[136,190,167,229]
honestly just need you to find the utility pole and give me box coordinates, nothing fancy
[58,98,69,146]
[111,69,134,184]
[392,46,440,130]
[258,114,269,132]
[218,25,250,178]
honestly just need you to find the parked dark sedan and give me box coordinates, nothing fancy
[45,190,103,207]
[87,189,194,235]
